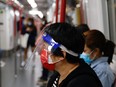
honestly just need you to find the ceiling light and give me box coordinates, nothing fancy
[14,0,24,8]
[27,0,37,8]
[15,10,19,16]
[29,9,43,18]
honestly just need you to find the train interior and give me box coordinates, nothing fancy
[0,0,116,87]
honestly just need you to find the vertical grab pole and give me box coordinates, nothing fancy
[80,0,85,23]
[0,51,2,87]
[60,0,66,22]
[19,9,22,67]
[0,23,1,87]
[13,7,17,78]
[19,9,22,35]
[55,0,59,22]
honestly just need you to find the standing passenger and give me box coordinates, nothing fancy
[36,23,102,87]
[37,16,50,84]
[80,29,115,87]
[76,23,90,36]
[21,17,37,67]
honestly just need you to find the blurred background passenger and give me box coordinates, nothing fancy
[80,29,115,87]
[37,23,103,87]
[76,24,90,37]
[21,17,37,67]
[37,16,50,84]
[34,15,43,36]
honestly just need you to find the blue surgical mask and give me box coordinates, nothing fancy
[80,52,93,64]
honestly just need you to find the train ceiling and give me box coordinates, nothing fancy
[0,0,79,15]
[18,0,79,15]
[18,0,53,15]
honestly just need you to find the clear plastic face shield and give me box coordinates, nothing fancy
[35,33,61,55]
[24,30,78,70]
[24,30,61,70]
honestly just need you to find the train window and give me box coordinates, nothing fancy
[107,0,116,53]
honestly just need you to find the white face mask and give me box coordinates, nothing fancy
[28,22,32,26]
[67,10,74,16]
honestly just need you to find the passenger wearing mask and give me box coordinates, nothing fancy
[34,23,102,87]
[80,29,115,87]
[36,16,50,84]
[21,17,37,67]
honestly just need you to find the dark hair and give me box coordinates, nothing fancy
[104,40,115,64]
[21,16,25,20]
[76,24,90,34]
[85,30,115,64]
[44,23,85,64]
[28,17,34,23]
[27,17,34,27]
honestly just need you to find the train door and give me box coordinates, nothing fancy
[107,0,116,53]
[80,0,110,39]
[0,3,14,50]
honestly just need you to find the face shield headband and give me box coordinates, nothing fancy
[42,33,60,53]
[42,33,78,57]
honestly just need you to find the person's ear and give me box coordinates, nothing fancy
[61,50,66,58]
[94,48,100,53]
[92,48,100,57]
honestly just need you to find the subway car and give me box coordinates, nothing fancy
[0,0,116,87]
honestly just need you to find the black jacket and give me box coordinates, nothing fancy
[47,59,103,87]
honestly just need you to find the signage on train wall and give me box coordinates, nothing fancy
[0,9,3,14]
[6,0,14,5]
[1,0,6,3]
[0,0,13,5]
[0,9,4,30]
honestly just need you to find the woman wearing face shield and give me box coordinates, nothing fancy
[80,30,115,87]
[36,23,102,87]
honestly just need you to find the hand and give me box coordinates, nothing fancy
[26,27,32,32]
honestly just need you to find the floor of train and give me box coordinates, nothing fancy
[0,48,116,87]
[0,48,47,87]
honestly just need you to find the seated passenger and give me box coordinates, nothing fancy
[36,23,102,87]
[76,23,90,36]
[80,29,115,87]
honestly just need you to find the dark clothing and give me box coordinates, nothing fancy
[27,26,37,48]
[47,59,103,87]
[0,49,2,58]
[21,26,26,35]
[40,67,49,80]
